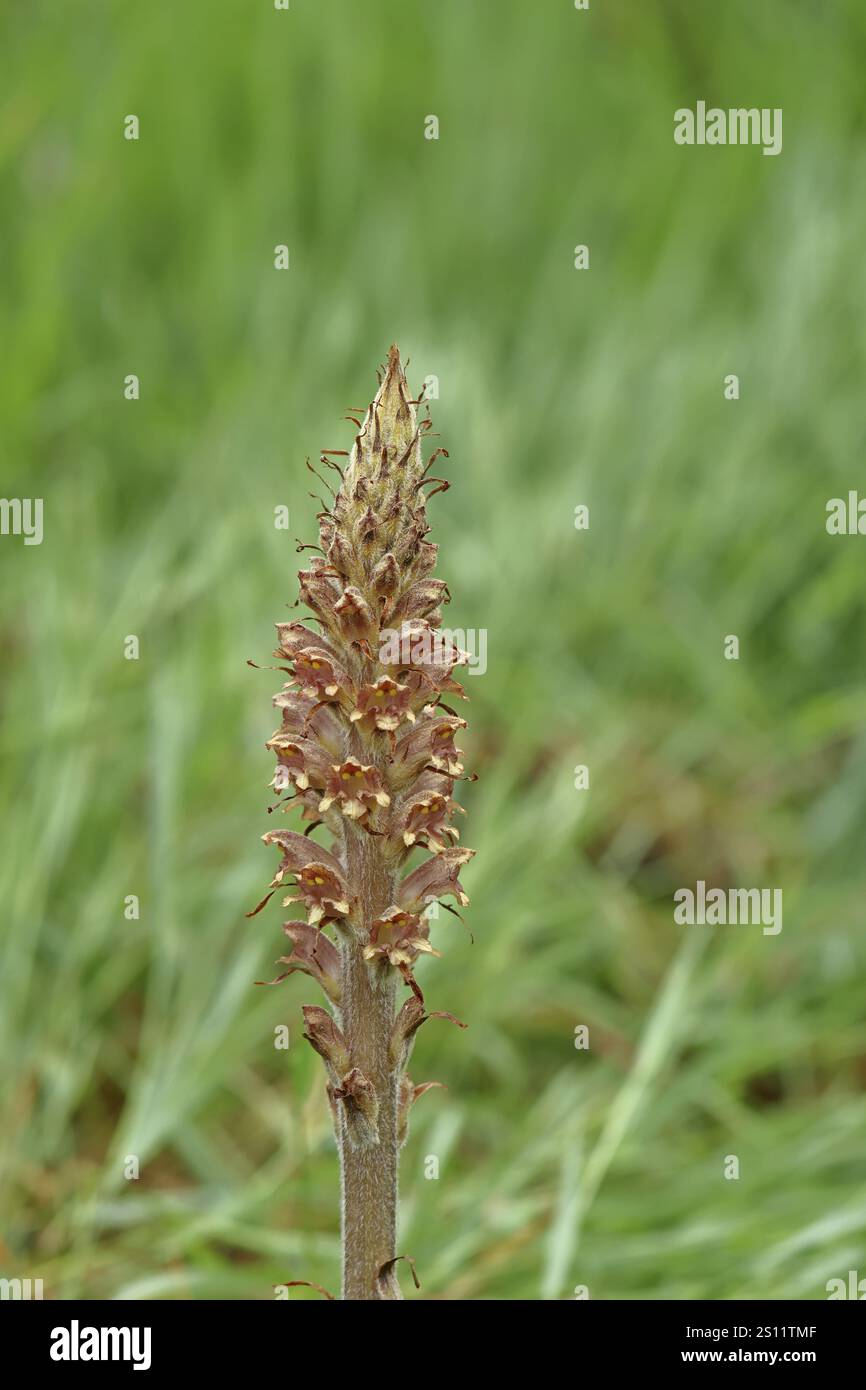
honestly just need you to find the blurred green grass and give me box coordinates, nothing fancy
[1,0,865,1299]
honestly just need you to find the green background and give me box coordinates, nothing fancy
[2,0,865,1300]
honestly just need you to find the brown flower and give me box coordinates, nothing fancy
[396,846,475,913]
[318,760,390,825]
[291,648,354,705]
[266,734,333,792]
[258,921,342,1003]
[363,908,440,972]
[261,829,351,926]
[349,675,416,734]
[395,786,461,852]
[391,710,467,785]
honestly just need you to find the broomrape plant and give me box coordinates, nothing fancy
[250,346,474,1300]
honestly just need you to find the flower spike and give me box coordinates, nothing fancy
[253,346,474,1300]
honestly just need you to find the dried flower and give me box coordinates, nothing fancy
[253,346,473,1300]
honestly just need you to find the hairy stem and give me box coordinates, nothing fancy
[339,824,398,1299]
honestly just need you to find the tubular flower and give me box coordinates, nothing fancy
[363,907,441,976]
[258,921,342,1004]
[252,346,475,1301]
[318,759,390,825]
[349,675,416,733]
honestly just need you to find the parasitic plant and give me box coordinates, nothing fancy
[251,346,474,1300]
